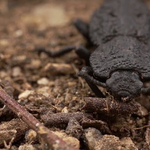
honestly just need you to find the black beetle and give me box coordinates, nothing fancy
[36,0,150,101]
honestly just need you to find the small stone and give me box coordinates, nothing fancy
[25,129,37,143]
[18,90,33,99]
[27,59,41,69]
[0,71,7,78]
[120,137,138,150]
[52,131,80,149]
[37,86,51,97]
[94,135,138,150]
[13,55,27,64]
[18,144,37,150]
[14,30,23,37]
[12,67,22,77]
[61,107,68,113]
[37,78,49,85]
[84,128,103,150]
[95,135,121,150]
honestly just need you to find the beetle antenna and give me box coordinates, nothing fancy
[35,46,76,57]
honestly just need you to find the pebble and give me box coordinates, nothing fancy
[37,77,49,85]
[18,90,33,99]
[84,128,138,150]
[52,131,80,149]
[84,128,103,150]
[12,67,22,77]
[36,86,50,97]
[18,144,37,150]
[95,135,138,150]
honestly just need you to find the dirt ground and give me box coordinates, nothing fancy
[1,0,150,150]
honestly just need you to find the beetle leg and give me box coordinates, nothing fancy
[75,46,90,64]
[35,46,76,57]
[78,66,105,98]
[74,18,90,42]
[35,45,90,64]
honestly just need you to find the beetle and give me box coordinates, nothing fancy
[36,0,150,101]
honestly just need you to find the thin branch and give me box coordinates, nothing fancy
[0,87,78,150]
[83,97,139,116]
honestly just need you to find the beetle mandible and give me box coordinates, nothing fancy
[36,0,150,101]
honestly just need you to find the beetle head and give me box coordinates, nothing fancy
[106,71,143,101]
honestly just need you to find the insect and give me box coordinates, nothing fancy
[36,0,150,101]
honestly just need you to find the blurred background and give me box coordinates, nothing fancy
[0,0,103,54]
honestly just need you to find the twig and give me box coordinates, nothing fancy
[134,125,150,130]
[41,112,92,127]
[0,87,78,150]
[41,112,111,134]
[83,97,139,116]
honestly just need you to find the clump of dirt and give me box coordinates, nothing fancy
[0,0,150,149]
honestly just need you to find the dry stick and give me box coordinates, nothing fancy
[84,97,139,115]
[0,87,78,150]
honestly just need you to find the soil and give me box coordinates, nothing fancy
[1,0,150,150]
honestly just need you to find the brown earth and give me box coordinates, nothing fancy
[0,0,150,149]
